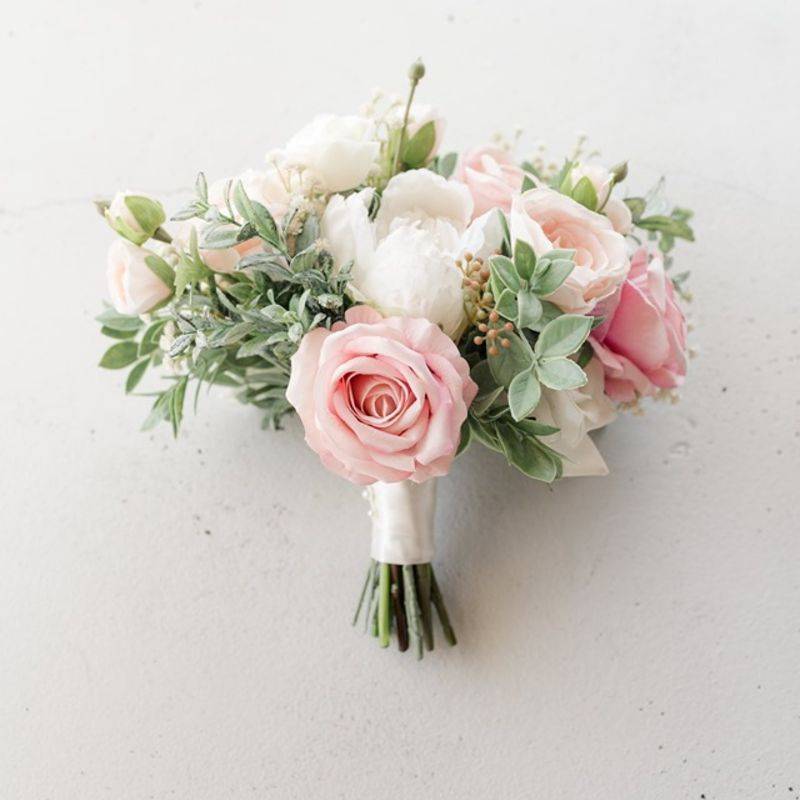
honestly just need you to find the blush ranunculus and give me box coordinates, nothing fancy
[590,248,688,402]
[509,186,630,314]
[455,145,524,219]
[286,306,478,485]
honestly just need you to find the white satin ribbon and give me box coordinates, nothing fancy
[366,479,437,565]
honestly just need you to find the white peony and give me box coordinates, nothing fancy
[322,169,492,338]
[106,239,171,315]
[284,114,380,193]
[533,357,617,476]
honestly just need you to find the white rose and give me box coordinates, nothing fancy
[571,163,632,235]
[285,114,380,193]
[533,357,616,476]
[106,239,171,315]
[321,169,478,337]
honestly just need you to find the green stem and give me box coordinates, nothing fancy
[415,564,434,651]
[391,78,421,176]
[353,560,375,626]
[403,565,424,660]
[430,568,457,647]
[378,563,391,648]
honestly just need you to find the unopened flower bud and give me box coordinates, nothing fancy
[106,191,166,246]
[610,161,628,184]
[408,59,426,82]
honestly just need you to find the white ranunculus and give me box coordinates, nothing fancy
[533,357,617,476]
[106,239,172,315]
[321,169,479,337]
[285,114,380,193]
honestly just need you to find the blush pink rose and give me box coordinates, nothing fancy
[590,248,688,402]
[509,187,630,314]
[286,306,477,485]
[455,145,524,219]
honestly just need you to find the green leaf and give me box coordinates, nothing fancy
[637,214,694,241]
[571,176,598,211]
[201,222,240,249]
[144,254,176,289]
[488,331,533,388]
[507,368,541,421]
[96,308,142,332]
[195,172,208,202]
[521,173,536,192]
[233,180,281,246]
[536,357,587,390]
[495,289,518,321]
[624,197,646,221]
[125,359,149,393]
[100,325,138,340]
[513,239,536,280]
[531,257,574,296]
[517,290,543,330]
[535,314,592,358]
[169,376,188,437]
[516,419,560,437]
[402,120,436,168]
[468,415,502,453]
[139,320,167,356]
[496,209,512,256]
[489,255,520,292]
[436,152,458,179]
[456,418,472,456]
[469,360,504,416]
[496,424,559,482]
[99,341,139,369]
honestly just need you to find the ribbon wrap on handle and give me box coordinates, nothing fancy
[367,479,437,565]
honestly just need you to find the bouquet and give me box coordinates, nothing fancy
[94,61,695,659]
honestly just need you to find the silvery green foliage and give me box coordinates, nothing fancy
[97,176,352,433]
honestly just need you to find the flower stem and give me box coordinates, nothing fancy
[415,564,434,651]
[378,562,391,648]
[391,62,425,177]
[403,565,424,660]
[430,568,457,647]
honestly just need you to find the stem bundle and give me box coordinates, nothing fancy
[353,559,456,659]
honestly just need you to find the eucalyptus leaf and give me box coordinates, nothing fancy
[489,255,520,292]
[536,357,587,390]
[513,239,536,281]
[535,314,592,358]
[637,214,695,241]
[508,369,541,421]
[517,290,543,330]
[531,258,574,296]
[436,152,458,179]
[488,331,533,388]
[495,289,518,321]
[201,223,240,250]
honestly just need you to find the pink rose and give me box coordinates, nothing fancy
[455,145,524,219]
[590,248,687,402]
[286,306,477,485]
[509,187,630,314]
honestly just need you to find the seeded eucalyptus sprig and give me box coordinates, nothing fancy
[459,233,595,482]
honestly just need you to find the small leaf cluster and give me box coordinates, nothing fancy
[460,236,596,482]
[98,176,352,434]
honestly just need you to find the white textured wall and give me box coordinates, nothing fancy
[2,1,798,797]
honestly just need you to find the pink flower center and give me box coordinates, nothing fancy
[346,372,411,427]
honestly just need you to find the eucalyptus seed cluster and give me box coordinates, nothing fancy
[459,251,514,356]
